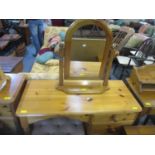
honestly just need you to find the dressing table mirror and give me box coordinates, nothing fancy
[57,19,115,94]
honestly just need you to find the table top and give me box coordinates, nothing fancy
[0,56,23,73]
[125,78,155,108]
[0,74,25,105]
[16,80,142,117]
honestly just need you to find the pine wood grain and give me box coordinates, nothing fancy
[16,80,142,117]
[124,125,155,135]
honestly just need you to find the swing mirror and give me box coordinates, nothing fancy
[70,24,106,62]
[70,24,107,78]
[57,19,114,94]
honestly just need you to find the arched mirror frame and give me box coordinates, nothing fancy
[58,19,114,94]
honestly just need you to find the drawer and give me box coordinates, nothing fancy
[28,115,90,124]
[67,115,90,122]
[0,105,12,117]
[92,113,137,124]
[87,120,135,135]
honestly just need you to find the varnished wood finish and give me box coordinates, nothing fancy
[0,69,10,91]
[124,125,155,135]
[16,80,142,134]
[126,78,155,115]
[58,20,114,94]
[0,74,26,133]
[130,65,155,92]
[0,56,23,73]
[0,74,25,105]
[126,65,155,116]
[64,19,113,79]
[17,80,141,116]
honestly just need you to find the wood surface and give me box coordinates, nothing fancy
[0,56,23,73]
[126,78,155,110]
[16,79,142,134]
[64,19,113,80]
[0,74,26,105]
[16,80,142,117]
[124,125,155,135]
[58,19,114,94]
[0,74,26,133]
[135,64,155,83]
[132,65,155,92]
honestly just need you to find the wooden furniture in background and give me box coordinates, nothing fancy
[18,24,30,45]
[16,79,142,134]
[114,38,155,79]
[124,125,155,135]
[0,74,26,134]
[130,64,155,92]
[15,42,26,56]
[0,56,23,73]
[125,65,155,124]
[113,26,135,52]
[98,26,135,61]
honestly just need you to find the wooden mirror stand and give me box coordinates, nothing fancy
[57,19,115,94]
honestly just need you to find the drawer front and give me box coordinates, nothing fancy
[0,105,12,117]
[88,120,135,135]
[92,113,137,124]
[28,115,90,124]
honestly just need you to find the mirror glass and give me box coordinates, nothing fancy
[69,24,106,78]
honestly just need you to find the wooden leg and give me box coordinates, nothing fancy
[19,117,30,134]
[85,115,93,135]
